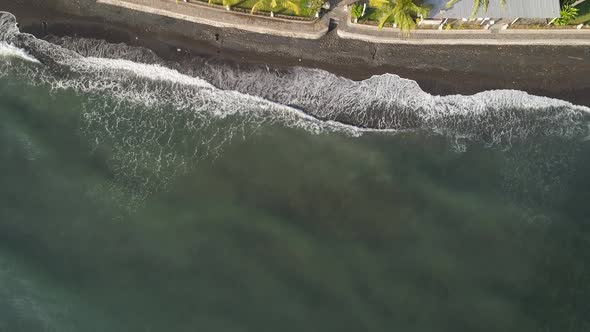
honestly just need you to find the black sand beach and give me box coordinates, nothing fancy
[2,0,590,106]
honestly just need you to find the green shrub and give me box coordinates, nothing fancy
[351,3,364,20]
[304,0,324,14]
[555,5,579,25]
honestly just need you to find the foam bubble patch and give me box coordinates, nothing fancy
[0,42,40,64]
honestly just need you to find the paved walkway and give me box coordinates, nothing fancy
[337,14,590,45]
[97,0,590,45]
[330,2,590,45]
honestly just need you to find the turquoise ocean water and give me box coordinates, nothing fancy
[1,11,590,332]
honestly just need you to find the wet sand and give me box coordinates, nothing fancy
[2,0,590,106]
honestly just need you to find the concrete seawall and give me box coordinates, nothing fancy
[335,12,590,45]
[97,0,590,45]
[97,0,329,39]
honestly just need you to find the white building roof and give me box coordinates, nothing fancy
[425,0,561,18]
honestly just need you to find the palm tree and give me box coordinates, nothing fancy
[250,0,302,17]
[374,0,429,31]
[209,0,240,10]
[445,0,506,18]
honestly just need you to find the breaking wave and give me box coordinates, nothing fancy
[182,63,590,150]
[0,11,369,201]
[2,11,590,145]
[0,41,40,64]
[45,28,590,151]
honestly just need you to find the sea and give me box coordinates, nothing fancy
[1,10,590,332]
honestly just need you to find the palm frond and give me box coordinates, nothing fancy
[378,12,394,29]
[482,0,489,14]
[445,0,460,9]
[375,0,429,31]
[371,0,390,8]
[281,0,302,14]
[470,0,480,17]
[250,0,303,15]
[222,0,240,7]
[405,0,429,17]
[393,1,417,30]
[446,0,506,18]
[251,0,266,13]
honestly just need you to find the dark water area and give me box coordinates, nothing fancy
[2,10,590,332]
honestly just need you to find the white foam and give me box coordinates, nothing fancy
[45,54,368,136]
[0,42,40,64]
[4,13,587,147]
[2,14,589,207]
[0,37,372,199]
[195,65,590,147]
[2,9,589,147]
[84,57,214,89]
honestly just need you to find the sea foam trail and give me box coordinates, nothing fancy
[0,12,362,136]
[0,11,587,209]
[48,30,590,147]
[0,41,40,63]
[2,11,590,149]
[186,64,590,146]
[0,11,372,199]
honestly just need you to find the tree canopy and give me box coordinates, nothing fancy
[372,0,430,31]
[250,0,302,15]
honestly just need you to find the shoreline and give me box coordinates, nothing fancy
[2,0,590,106]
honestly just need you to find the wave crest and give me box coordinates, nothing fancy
[0,41,40,63]
[3,10,589,150]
